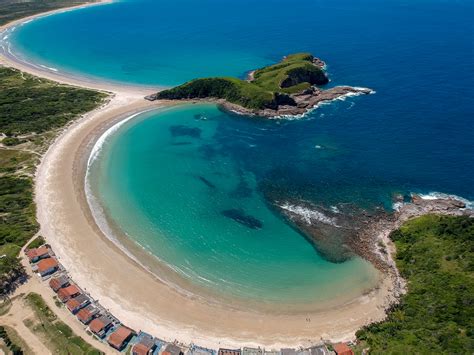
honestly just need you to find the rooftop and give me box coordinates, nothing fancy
[37,257,58,273]
[108,326,134,349]
[49,275,69,290]
[333,343,353,355]
[26,246,49,261]
[165,344,184,355]
[219,349,241,355]
[76,305,98,323]
[58,284,80,300]
[89,316,112,333]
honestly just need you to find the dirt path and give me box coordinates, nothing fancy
[0,239,117,355]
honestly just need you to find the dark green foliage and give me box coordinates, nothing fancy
[0,67,105,291]
[356,215,474,354]
[0,0,94,26]
[27,235,46,249]
[158,77,276,110]
[0,325,23,354]
[157,53,327,110]
[2,137,23,146]
[0,175,38,248]
[0,67,106,135]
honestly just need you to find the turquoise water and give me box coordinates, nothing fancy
[88,105,378,304]
[8,0,473,303]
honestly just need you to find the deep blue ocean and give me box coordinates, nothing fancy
[8,0,474,303]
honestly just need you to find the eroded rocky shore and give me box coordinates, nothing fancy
[275,194,473,300]
[222,85,373,118]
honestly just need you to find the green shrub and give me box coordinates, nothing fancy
[356,215,474,354]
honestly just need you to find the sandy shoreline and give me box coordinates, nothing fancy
[1,1,398,349]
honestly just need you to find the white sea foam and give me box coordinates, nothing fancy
[279,203,340,227]
[414,191,473,209]
[272,87,375,120]
[391,191,473,211]
[39,64,58,72]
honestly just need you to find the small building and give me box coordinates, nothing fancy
[333,343,353,355]
[308,346,329,355]
[76,305,99,324]
[281,349,296,355]
[264,351,280,355]
[49,275,69,292]
[218,349,241,355]
[164,344,184,355]
[188,344,217,355]
[66,294,90,314]
[243,348,263,355]
[36,257,58,277]
[57,284,80,302]
[26,246,50,263]
[89,315,113,338]
[107,326,134,350]
[132,332,156,355]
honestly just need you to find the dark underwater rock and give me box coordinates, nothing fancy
[221,209,263,229]
[169,125,201,138]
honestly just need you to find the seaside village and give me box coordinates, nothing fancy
[24,243,356,355]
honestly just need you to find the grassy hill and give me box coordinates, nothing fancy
[355,215,474,354]
[156,53,328,110]
[0,67,106,294]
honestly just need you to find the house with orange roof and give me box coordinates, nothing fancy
[49,275,69,292]
[76,305,99,324]
[333,343,354,355]
[107,325,135,350]
[89,315,113,338]
[57,284,80,302]
[132,331,158,355]
[26,246,50,263]
[66,294,90,314]
[35,257,58,277]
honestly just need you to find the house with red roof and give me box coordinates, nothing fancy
[49,275,69,292]
[333,343,354,355]
[132,331,157,355]
[76,305,99,324]
[107,326,135,350]
[66,294,90,314]
[89,315,113,338]
[35,257,58,277]
[57,284,80,302]
[26,246,50,263]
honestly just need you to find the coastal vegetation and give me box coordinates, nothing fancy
[356,215,474,354]
[0,66,106,294]
[0,325,26,354]
[0,0,96,26]
[25,292,102,354]
[156,53,328,111]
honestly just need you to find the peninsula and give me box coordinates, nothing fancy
[149,53,372,117]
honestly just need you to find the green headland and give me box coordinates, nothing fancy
[153,53,371,117]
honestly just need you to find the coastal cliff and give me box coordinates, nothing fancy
[147,53,372,117]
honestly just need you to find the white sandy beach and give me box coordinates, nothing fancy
[0,1,399,349]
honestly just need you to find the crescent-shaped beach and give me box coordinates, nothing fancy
[0,2,397,349]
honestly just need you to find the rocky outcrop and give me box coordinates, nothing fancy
[275,194,472,301]
[222,86,373,117]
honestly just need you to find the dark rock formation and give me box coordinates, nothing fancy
[221,209,263,229]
